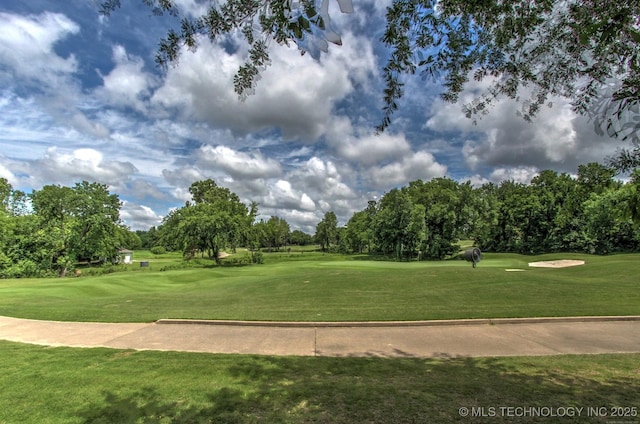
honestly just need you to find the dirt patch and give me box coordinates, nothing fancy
[528,260,585,268]
[218,252,230,258]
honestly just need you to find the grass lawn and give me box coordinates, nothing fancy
[0,252,638,322]
[0,341,638,424]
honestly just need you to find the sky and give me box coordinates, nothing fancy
[0,0,627,233]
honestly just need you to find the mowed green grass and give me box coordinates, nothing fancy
[1,341,639,424]
[0,253,638,322]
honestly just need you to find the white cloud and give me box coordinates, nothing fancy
[151,31,375,140]
[0,12,112,139]
[461,174,490,187]
[288,156,357,200]
[162,166,208,189]
[196,145,283,180]
[0,12,79,85]
[425,77,624,173]
[31,147,137,186]
[129,179,167,200]
[366,151,447,189]
[172,0,210,17]
[120,201,163,230]
[0,160,15,183]
[489,167,540,184]
[96,45,157,113]
[326,116,412,165]
[261,179,317,211]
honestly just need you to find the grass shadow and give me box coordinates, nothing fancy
[77,354,640,423]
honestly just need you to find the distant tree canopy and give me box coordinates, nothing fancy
[100,0,639,165]
[253,216,291,251]
[159,179,257,263]
[0,179,136,278]
[345,164,640,260]
[315,211,338,251]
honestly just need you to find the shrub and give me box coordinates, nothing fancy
[251,251,264,264]
[150,246,167,255]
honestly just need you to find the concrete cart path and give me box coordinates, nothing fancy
[1,315,640,358]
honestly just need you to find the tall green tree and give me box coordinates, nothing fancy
[254,216,290,251]
[159,179,256,264]
[406,178,466,259]
[315,211,338,251]
[289,229,314,246]
[373,188,424,260]
[345,210,372,253]
[582,188,639,254]
[29,182,123,275]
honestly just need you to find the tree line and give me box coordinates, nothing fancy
[2,162,639,277]
[341,164,640,260]
[147,162,640,262]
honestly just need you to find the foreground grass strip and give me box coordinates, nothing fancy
[0,341,638,423]
[0,253,639,322]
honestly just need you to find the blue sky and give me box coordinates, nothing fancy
[0,0,625,232]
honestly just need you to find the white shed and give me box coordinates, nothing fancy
[119,249,133,264]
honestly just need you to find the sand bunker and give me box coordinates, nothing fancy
[528,260,585,268]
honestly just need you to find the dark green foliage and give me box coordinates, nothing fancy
[0,179,131,278]
[346,164,640,259]
[158,179,256,264]
[253,216,290,251]
[136,226,160,249]
[475,165,639,254]
[150,246,167,255]
[289,229,314,246]
[315,211,338,251]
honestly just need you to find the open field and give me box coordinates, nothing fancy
[0,252,638,323]
[0,341,638,423]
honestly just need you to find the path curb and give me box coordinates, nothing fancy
[156,315,640,328]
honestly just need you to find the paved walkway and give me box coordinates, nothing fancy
[1,315,639,358]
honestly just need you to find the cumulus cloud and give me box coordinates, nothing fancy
[162,165,208,190]
[366,151,447,189]
[31,147,137,186]
[489,167,540,184]
[288,156,357,200]
[120,201,163,230]
[425,77,625,173]
[0,11,111,139]
[326,116,412,165]
[261,180,317,211]
[196,145,283,180]
[172,0,210,17]
[129,179,167,200]
[96,45,157,113]
[0,12,79,85]
[0,160,15,183]
[151,31,375,140]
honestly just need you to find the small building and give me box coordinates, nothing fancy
[119,249,133,265]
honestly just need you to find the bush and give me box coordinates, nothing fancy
[150,246,167,255]
[251,251,264,264]
[0,259,39,278]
